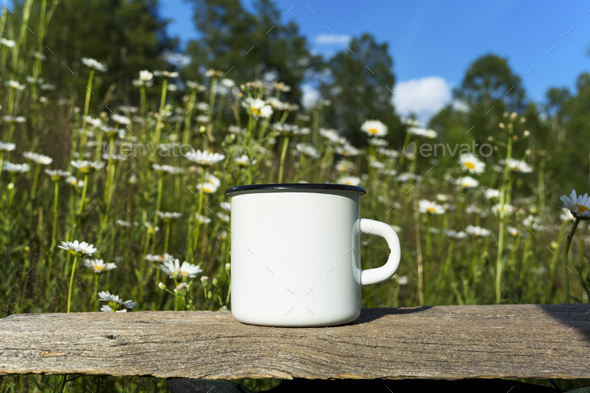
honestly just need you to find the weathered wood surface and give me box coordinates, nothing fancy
[1,304,589,380]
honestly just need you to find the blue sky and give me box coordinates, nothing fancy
[160,0,590,121]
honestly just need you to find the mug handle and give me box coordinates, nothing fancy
[359,218,402,286]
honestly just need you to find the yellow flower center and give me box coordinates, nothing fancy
[427,207,436,213]
[576,204,590,214]
[181,271,188,276]
[250,107,261,116]
[368,128,379,135]
[94,265,104,271]
[465,162,476,170]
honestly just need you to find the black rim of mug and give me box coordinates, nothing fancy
[225,183,367,196]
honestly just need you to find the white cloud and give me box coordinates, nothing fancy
[314,34,351,45]
[393,76,452,123]
[301,84,320,108]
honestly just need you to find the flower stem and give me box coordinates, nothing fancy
[78,69,95,156]
[564,218,581,304]
[192,171,206,253]
[278,136,290,183]
[495,132,513,303]
[51,180,59,251]
[67,255,80,313]
[77,174,89,216]
[164,222,171,255]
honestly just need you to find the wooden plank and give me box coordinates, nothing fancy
[1,304,589,380]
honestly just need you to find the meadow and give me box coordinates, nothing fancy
[2,3,590,392]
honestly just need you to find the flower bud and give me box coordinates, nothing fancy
[158,282,166,290]
[200,276,209,285]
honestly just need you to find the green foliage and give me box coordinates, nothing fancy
[319,33,400,147]
[183,0,322,104]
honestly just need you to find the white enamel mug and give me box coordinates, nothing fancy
[225,184,401,327]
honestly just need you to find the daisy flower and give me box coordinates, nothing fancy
[45,169,70,181]
[220,202,231,212]
[98,291,137,310]
[116,220,133,227]
[396,275,409,285]
[185,82,204,93]
[378,148,399,159]
[216,212,230,222]
[6,80,25,90]
[319,129,348,145]
[205,69,224,77]
[444,230,468,239]
[66,176,84,189]
[234,154,254,167]
[296,143,320,159]
[418,200,446,214]
[152,164,176,175]
[0,142,16,152]
[502,158,533,173]
[81,57,107,72]
[3,162,30,173]
[4,116,26,123]
[241,97,273,118]
[560,208,576,222]
[272,123,301,137]
[485,188,499,199]
[459,154,485,175]
[335,160,355,172]
[361,120,388,137]
[492,203,515,216]
[197,181,219,194]
[336,144,362,157]
[560,190,590,220]
[58,240,97,257]
[507,226,521,237]
[337,176,361,186]
[456,176,479,189]
[139,70,153,82]
[100,305,128,313]
[266,97,288,111]
[185,149,225,166]
[144,222,159,233]
[159,259,202,279]
[196,214,212,224]
[111,114,131,125]
[153,70,179,78]
[145,253,174,263]
[465,225,491,237]
[369,138,388,147]
[157,212,183,222]
[71,160,105,174]
[84,259,117,273]
[1,38,15,48]
[274,81,291,92]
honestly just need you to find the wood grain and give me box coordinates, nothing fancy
[1,304,589,380]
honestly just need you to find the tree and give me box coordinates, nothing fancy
[40,0,177,104]
[318,33,398,147]
[183,0,322,104]
[454,54,525,114]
